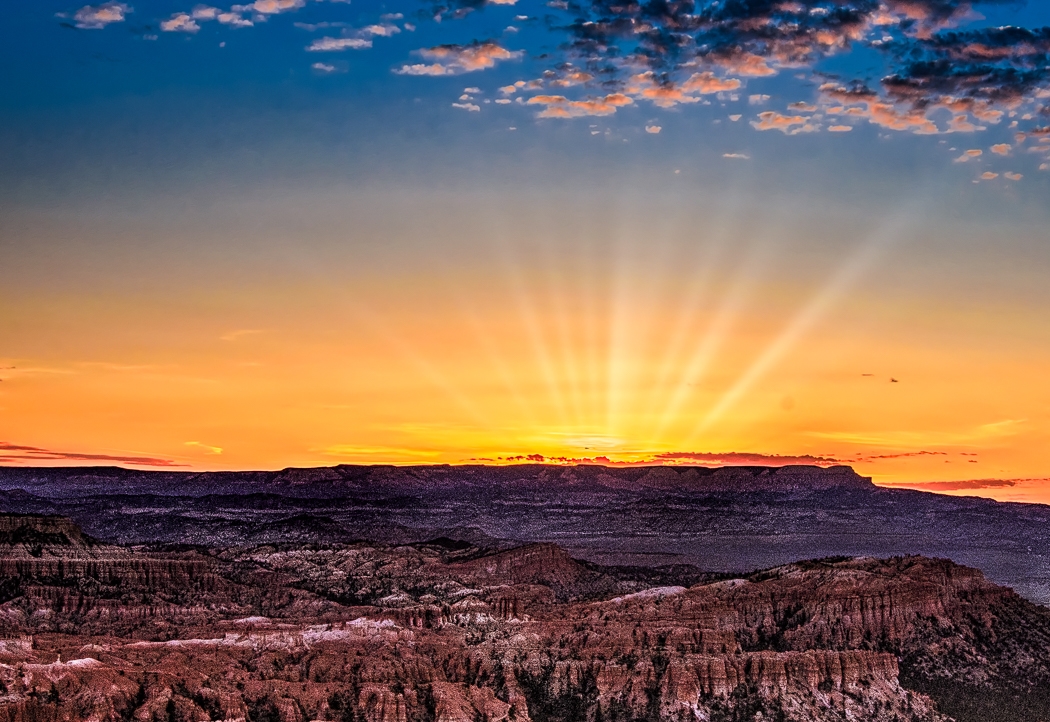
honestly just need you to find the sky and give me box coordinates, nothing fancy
[2,0,1050,500]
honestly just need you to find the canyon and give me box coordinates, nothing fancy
[0,510,1046,721]
[0,464,1049,721]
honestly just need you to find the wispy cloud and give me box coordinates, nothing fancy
[308,37,371,51]
[0,441,183,467]
[648,451,841,466]
[472,450,848,467]
[185,441,223,455]
[884,478,1017,491]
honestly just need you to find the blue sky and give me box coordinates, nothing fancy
[4,0,1050,201]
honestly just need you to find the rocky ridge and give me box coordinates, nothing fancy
[0,464,874,498]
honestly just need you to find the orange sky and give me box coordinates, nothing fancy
[3,186,1050,503]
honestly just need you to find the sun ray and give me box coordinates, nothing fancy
[649,249,761,445]
[538,227,587,429]
[497,233,573,432]
[641,208,741,441]
[684,209,919,444]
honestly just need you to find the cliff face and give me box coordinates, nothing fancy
[0,514,338,636]
[0,516,1047,722]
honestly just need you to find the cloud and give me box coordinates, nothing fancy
[159,4,253,29]
[0,441,183,467]
[360,23,400,37]
[645,125,661,134]
[396,42,522,75]
[885,478,1017,491]
[820,84,939,134]
[990,143,1012,155]
[73,2,129,29]
[308,37,372,51]
[981,171,999,179]
[235,0,304,15]
[452,102,480,111]
[954,148,983,161]
[751,111,820,135]
[217,11,252,27]
[527,93,634,118]
[191,5,220,20]
[161,13,200,32]
[682,72,741,94]
[185,441,223,455]
[488,451,845,467]
[312,62,338,72]
[723,152,750,159]
[1004,171,1023,180]
[548,69,594,89]
[518,0,1050,141]
[843,450,949,462]
[623,72,740,108]
[649,452,841,466]
[119,0,1050,153]
[397,64,449,76]
[480,447,1012,470]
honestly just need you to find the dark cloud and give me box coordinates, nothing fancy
[475,449,987,467]
[443,0,1049,132]
[877,26,1050,117]
[888,478,1018,491]
[648,451,840,465]
[845,450,949,461]
[476,451,843,466]
[0,441,184,468]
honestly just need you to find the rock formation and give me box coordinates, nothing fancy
[0,514,1047,721]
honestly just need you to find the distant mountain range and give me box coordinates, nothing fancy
[0,462,874,496]
[1,463,1049,609]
